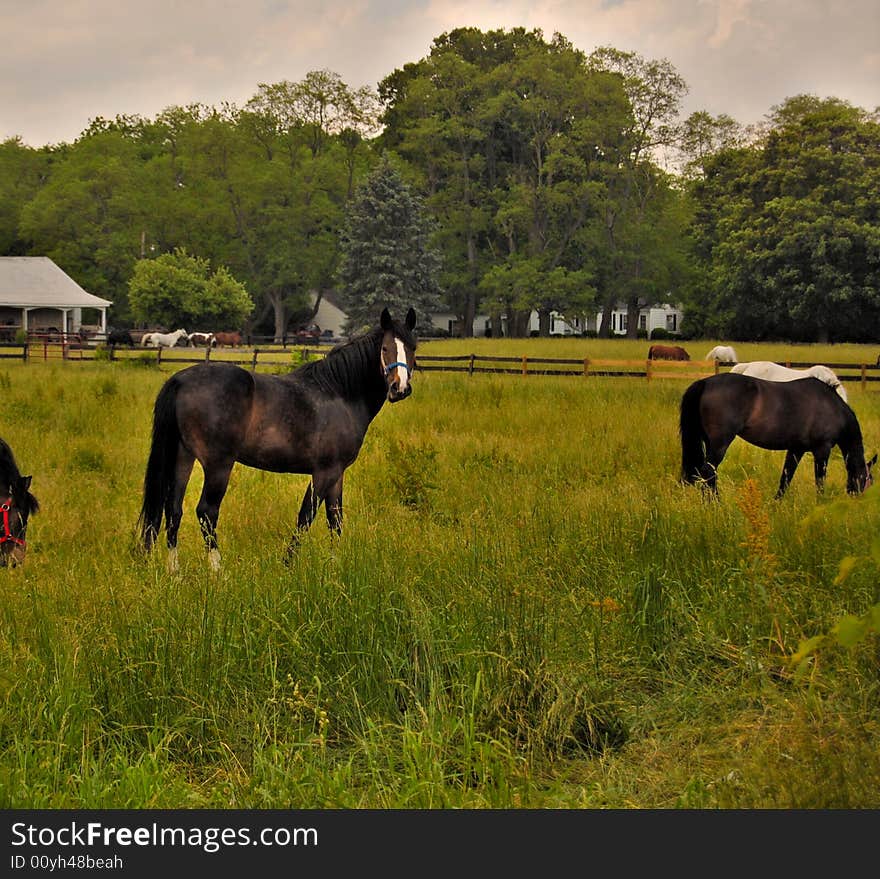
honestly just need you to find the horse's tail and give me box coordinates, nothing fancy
[138,376,181,550]
[679,379,708,484]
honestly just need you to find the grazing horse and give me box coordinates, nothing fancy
[731,360,848,403]
[142,329,188,348]
[680,372,875,499]
[0,437,39,567]
[187,331,216,348]
[138,307,418,571]
[705,345,738,363]
[107,328,135,347]
[648,344,690,361]
[213,331,242,347]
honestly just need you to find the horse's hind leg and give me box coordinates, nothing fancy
[165,446,195,573]
[701,438,733,496]
[776,450,804,499]
[196,459,234,572]
[324,474,344,537]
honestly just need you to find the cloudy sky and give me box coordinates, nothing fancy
[2,0,878,147]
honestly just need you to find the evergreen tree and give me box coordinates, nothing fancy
[336,157,443,333]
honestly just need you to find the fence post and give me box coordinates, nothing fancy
[646,359,652,382]
[156,346,162,366]
[521,355,528,377]
[468,354,475,376]
[862,363,867,391]
[583,357,590,377]
[22,343,28,363]
[205,346,211,362]
[252,349,259,371]
[714,360,720,375]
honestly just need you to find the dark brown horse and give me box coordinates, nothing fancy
[680,372,875,498]
[649,344,690,361]
[0,437,39,566]
[138,308,417,570]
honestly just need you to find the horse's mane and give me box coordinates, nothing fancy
[294,321,417,398]
[0,438,20,483]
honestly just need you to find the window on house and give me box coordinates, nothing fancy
[620,314,628,332]
[639,314,647,330]
[666,314,677,331]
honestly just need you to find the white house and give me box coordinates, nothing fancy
[0,257,112,336]
[597,303,683,337]
[308,290,348,338]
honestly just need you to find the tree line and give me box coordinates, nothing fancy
[1,26,878,341]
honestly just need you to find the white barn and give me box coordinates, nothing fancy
[0,257,112,337]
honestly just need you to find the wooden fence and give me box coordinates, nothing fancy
[4,342,880,388]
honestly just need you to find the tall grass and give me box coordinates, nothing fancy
[1,348,879,808]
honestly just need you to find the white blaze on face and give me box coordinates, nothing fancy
[394,337,409,391]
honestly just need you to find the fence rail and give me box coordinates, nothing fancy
[4,342,880,387]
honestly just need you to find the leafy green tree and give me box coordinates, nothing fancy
[336,157,443,333]
[128,248,253,329]
[688,96,880,342]
[587,47,690,338]
[0,137,51,255]
[17,129,151,321]
[380,27,631,337]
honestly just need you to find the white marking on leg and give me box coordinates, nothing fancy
[208,548,221,572]
[395,338,409,391]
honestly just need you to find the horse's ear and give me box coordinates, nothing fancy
[406,307,417,330]
[380,308,392,330]
[13,475,37,512]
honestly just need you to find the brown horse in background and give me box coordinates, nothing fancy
[213,331,242,347]
[649,344,690,361]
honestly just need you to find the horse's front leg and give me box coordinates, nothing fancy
[285,470,342,560]
[776,449,804,499]
[813,448,831,494]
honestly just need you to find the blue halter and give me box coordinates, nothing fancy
[384,361,411,375]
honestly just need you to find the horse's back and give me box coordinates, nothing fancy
[702,372,849,449]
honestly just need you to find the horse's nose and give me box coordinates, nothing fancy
[387,382,412,403]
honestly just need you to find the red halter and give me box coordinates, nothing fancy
[0,498,25,547]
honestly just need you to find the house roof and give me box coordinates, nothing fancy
[0,257,112,308]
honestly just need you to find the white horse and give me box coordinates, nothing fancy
[731,360,848,403]
[142,329,188,348]
[705,345,738,363]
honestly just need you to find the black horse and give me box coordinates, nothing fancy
[107,328,135,347]
[139,307,417,570]
[0,437,39,566]
[680,372,875,498]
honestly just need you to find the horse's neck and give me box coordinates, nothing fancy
[839,415,864,463]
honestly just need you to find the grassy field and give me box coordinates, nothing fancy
[1,339,879,808]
